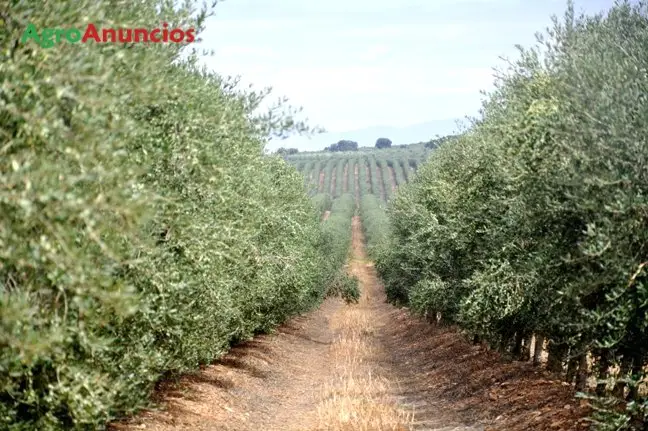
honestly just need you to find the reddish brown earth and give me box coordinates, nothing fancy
[110,217,590,431]
[322,210,331,222]
[318,170,325,193]
[343,162,349,194]
[354,163,360,204]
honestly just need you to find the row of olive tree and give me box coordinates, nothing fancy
[320,194,360,303]
[359,194,390,260]
[377,2,648,429]
[1,1,338,429]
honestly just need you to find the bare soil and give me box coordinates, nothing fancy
[110,217,590,431]
[354,163,360,204]
[387,165,398,192]
[330,166,337,196]
[343,162,349,194]
[322,210,331,222]
[318,170,326,193]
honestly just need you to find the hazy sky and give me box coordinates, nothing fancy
[197,0,615,136]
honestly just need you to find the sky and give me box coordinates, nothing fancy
[196,0,616,150]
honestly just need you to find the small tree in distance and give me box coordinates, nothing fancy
[375,137,392,149]
[325,140,358,152]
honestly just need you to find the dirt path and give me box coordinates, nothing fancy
[330,164,337,196]
[343,162,349,194]
[387,165,398,192]
[354,162,360,205]
[318,169,325,193]
[111,219,588,431]
[322,210,331,222]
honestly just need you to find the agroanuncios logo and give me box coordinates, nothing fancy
[21,23,196,48]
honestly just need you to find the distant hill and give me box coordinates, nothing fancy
[265,118,467,152]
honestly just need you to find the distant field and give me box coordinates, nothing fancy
[285,143,432,202]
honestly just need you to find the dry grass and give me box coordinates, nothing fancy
[315,236,413,431]
[319,170,326,192]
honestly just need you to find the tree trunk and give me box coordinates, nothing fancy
[612,358,631,399]
[595,351,610,396]
[519,334,531,361]
[547,342,568,373]
[627,355,643,401]
[499,327,516,355]
[512,331,524,359]
[533,334,545,366]
[426,312,437,326]
[566,351,579,384]
[498,336,508,354]
[575,354,589,392]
